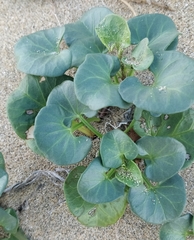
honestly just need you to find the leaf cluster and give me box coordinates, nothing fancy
[6,7,194,239]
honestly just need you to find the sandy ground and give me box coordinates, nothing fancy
[0,0,194,239]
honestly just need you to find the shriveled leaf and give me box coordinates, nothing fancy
[77,157,125,204]
[129,38,154,71]
[96,14,131,51]
[160,213,194,240]
[7,74,71,139]
[100,129,138,168]
[15,26,72,77]
[128,13,179,52]
[34,81,96,165]
[75,53,130,110]
[64,166,127,227]
[64,7,112,66]
[128,174,186,224]
[116,160,143,187]
[119,51,194,114]
[134,109,194,168]
[0,153,8,196]
[136,136,186,182]
[0,208,18,233]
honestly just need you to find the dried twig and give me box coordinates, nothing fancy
[3,169,69,193]
[119,0,137,16]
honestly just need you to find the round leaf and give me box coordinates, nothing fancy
[134,109,194,168]
[0,208,18,233]
[34,81,96,165]
[116,160,143,187]
[77,157,125,204]
[100,129,138,168]
[64,7,112,66]
[119,51,194,114]
[7,74,71,139]
[128,174,186,224]
[159,213,194,240]
[96,14,131,51]
[14,26,72,77]
[137,136,186,182]
[75,53,130,110]
[64,166,127,227]
[128,13,179,52]
[129,38,154,71]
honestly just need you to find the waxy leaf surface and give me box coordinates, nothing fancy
[34,81,96,165]
[116,160,143,187]
[15,26,72,77]
[75,53,130,110]
[119,51,194,114]
[77,158,125,204]
[64,7,112,66]
[100,129,138,168]
[159,213,194,240]
[0,208,18,233]
[128,174,186,224]
[7,75,71,139]
[128,13,179,52]
[96,14,131,51]
[136,136,186,182]
[64,166,127,227]
[0,152,8,196]
[134,109,194,168]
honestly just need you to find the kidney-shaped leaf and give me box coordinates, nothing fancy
[136,136,186,182]
[128,13,179,52]
[134,109,194,169]
[77,157,125,204]
[159,213,194,240]
[119,51,194,114]
[96,14,131,52]
[34,81,96,165]
[75,53,130,110]
[128,174,186,224]
[64,7,112,66]
[0,153,8,196]
[64,166,127,227]
[15,26,72,77]
[7,74,71,139]
[100,129,138,168]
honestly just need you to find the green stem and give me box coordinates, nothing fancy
[124,119,135,134]
[12,228,28,240]
[79,115,103,138]
[142,174,152,189]
[186,231,194,236]
[106,168,116,179]
[113,75,119,84]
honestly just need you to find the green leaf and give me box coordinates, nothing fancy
[64,166,127,227]
[116,160,143,187]
[100,129,138,168]
[128,13,179,52]
[96,14,131,52]
[119,51,194,114]
[75,53,130,110]
[64,7,112,66]
[7,74,71,139]
[0,153,8,196]
[77,157,125,204]
[128,174,186,224]
[159,213,194,240]
[25,138,44,156]
[134,109,194,168]
[14,26,72,77]
[34,81,96,165]
[127,38,154,71]
[136,136,186,182]
[0,208,18,233]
